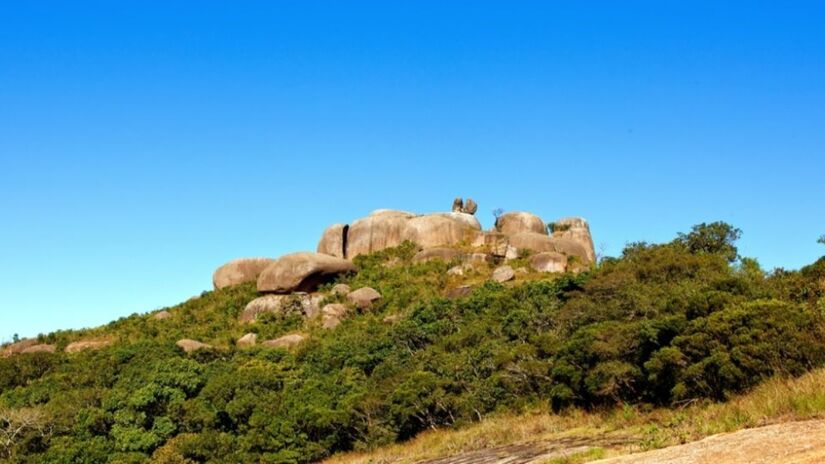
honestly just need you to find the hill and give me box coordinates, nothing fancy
[1,221,824,463]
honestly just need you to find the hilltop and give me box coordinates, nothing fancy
[1,204,824,463]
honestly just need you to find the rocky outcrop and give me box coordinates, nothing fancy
[21,344,56,354]
[452,197,478,215]
[551,217,596,264]
[346,210,416,258]
[1,339,39,357]
[257,252,356,294]
[508,233,592,265]
[530,252,567,273]
[176,339,212,353]
[322,304,348,329]
[213,258,275,289]
[495,212,546,236]
[262,333,306,349]
[240,293,324,323]
[413,247,465,263]
[331,283,351,296]
[153,310,172,320]
[65,340,111,354]
[317,223,348,259]
[492,265,515,283]
[236,333,257,348]
[347,287,382,309]
[320,210,481,260]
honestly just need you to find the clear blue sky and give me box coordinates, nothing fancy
[2,1,824,340]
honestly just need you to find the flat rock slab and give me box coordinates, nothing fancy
[593,419,825,464]
[418,440,601,464]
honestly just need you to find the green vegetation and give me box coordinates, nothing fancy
[2,223,825,463]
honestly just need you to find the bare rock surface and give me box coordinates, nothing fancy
[495,212,546,236]
[331,283,351,296]
[322,303,348,329]
[530,252,567,273]
[347,287,382,309]
[153,310,172,320]
[236,333,257,348]
[213,258,274,289]
[552,217,596,264]
[508,233,591,265]
[176,339,212,353]
[413,247,465,263]
[317,223,348,258]
[257,252,356,293]
[65,340,111,354]
[262,334,306,349]
[593,419,825,464]
[492,265,515,283]
[2,339,39,357]
[21,344,56,354]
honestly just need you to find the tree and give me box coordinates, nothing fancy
[676,222,742,262]
[0,407,54,460]
[818,235,825,245]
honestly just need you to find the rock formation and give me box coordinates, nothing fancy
[529,252,567,273]
[492,265,515,283]
[65,340,111,354]
[236,333,257,348]
[347,287,382,309]
[213,258,275,289]
[176,339,212,353]
[257,252,356,294]
[495,212,547,236]
[262,333,306,349]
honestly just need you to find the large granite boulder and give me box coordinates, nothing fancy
[240,293,323,323]
[492,265,515,283]
[347,287,382,309]
[320,210,481,260]
[508,232,591,265]
[236,333,257,348]
[65,340,111,354]
[345,210,415,258]
[257,252,356,293]
[262,333,307,349]
[551,217,596,264]
[176,339,212,353]
[213,258,275,289]
[530,252,568,273]
[495,212,547,236]
[317,223,348,259]
[322,303,348,329]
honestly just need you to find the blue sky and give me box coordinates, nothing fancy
[1,1,824,340]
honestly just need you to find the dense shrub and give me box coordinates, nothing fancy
[2,224,824,462]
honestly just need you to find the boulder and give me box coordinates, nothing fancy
[236,333,257,348]
[530,252,568,273]
[65,340,111,354]
[471,231,517,258]
[213,258,275,289]
[257,252,357,294]
[176,339,212,353]
[492,265,516,283]
[241,295,291,323]
[153,310,172,320]
[464,252,492,264]
[447,265,466,276]
[508,232,591,264]
[241,294,322,323]
[452,197,464,212]
[403,214,479,249]
[345,210,415,258]
[317,223,348,258]
[20,344,56,354]
[413,247,465,263]
[331,283,351,296]
[347,287,382,309]
[322,303,348,329]
[495,212,547,236]
[551,217,596,264]
[2,339,39,357]
[463,198,478,215]
[262,333,307,349]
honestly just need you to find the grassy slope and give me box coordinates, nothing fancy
[324,366,825,463]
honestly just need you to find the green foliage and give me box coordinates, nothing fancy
[2,226,825,462]
[675,221,742,262]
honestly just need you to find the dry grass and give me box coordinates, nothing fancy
[324,368,825,464]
